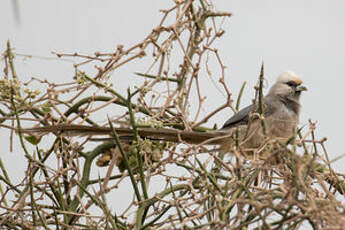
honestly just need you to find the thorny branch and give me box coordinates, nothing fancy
[0,1,344,230]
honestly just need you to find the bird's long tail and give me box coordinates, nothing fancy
[18,124,229,145]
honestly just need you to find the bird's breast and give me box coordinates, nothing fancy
[266,105,299,139]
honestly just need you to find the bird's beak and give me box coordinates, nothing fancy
[296,85,307,92]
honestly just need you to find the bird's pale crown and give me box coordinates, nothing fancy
[276,71,303,85]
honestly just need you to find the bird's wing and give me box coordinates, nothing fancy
[221,96,277,130]
[221,104,253,129]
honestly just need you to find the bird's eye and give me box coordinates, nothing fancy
[286,81,297,87]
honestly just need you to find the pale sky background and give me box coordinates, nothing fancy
[1,0,345,224]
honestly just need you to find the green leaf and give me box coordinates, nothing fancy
[24,135,42,145]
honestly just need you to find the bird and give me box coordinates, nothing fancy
[220,70,307,155]
[17,71,307,156]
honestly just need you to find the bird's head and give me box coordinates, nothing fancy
[268,71,307,102]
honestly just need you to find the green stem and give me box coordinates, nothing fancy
[258,63,266,135]
[137,184,189,229]
[127,89,148,200]
[236,81,247,111]
[134,72,179,83]
[108,118,142,202]
[6,40,18,80]
[67,142,116,222]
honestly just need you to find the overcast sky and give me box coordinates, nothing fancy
[1,0,345,219]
